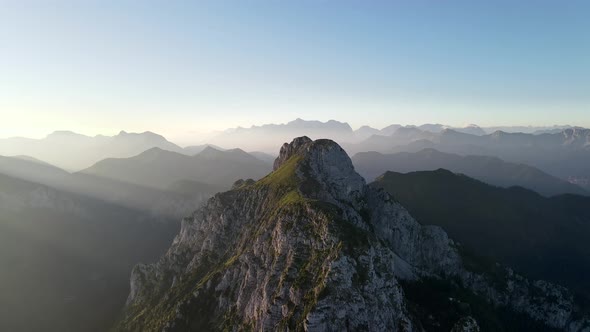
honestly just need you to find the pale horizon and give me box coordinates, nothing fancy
[0,117,582,146]
[2,1,589,144]
[2,2,590,331]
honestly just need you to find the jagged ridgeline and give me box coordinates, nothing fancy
[116,137,590,332]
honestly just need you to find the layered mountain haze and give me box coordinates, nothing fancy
[2,120,589,332]
[6,0,590,329]
[484,125,574,135]
[1,139,275,219]
[117,137,590,331]
[0,155,215,219]
[248,151,278,164]
[3,122,584,173]
[353,149,588,197]
[415,124,487,136]
[349,126,590,183]
[354,125,382,141]
[0,130,185,171]
[351,126,590,153]
[205,119,356,153]
[182,144,226,156]
[80,146,272,190]
[354,123,497,141]
[204,119,490,152]
[0,133,281,331]
[0,173,179,332]
[0,154,70,186]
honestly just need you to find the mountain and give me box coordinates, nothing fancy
[182,144,225,156]
[483,125,573,135]
[0,154,70,185]
[354,124,485,140]
[352,127,590,153]
[380,124,403,135]
[371,169,590,298]
[206,118,355,153]
[0,173,179,332]
[352,149,588,196]
[353,125,381,140]
[117,137,589,331]
[349,127,590,182]
[0,155,214,219]
[80,146,272,190]
[248,151,277,163]
[352,124,485,141]
[10,155,54,166]
[456,124,487,136]
[417,124,446,133]
[350,127,437,153]
[415,124,486,136]
[0,130,184,171]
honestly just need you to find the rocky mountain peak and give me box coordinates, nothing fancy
[273,136,312,170]
[118,137,590,332]
[272,136,365,206]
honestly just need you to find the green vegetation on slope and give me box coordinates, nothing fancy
[117,150,379,331]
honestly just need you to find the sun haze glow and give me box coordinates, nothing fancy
[1,1,589,143]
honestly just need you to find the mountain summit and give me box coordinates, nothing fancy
[118,137,589,331]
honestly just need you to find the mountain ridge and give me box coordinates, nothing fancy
[352,148,588,197]
[371,169,590,298]
[0,130,184,171]
[117,137,589,331]
[79,146,272,190]
[348,126,590,182]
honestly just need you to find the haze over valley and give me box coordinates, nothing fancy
[2,1,590,331]
[2,118,590,331]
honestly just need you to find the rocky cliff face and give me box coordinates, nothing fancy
[117,137,590,332]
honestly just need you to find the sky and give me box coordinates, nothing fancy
[1,0,589,144]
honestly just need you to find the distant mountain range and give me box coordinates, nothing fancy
[0,121,583,170]
[0,173,178,332]
[0,142,276,331]
[205,119,577,153]
[0,130,185,171]
[205,118,356,153]
[0,155,215,219]
[350,126,590,152]
[348,126,590,182]
[372,169,590,299]
[353,148,588,197]
[0,131,274,171]
[80,146,272,190]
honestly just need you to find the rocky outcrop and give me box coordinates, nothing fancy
[117,137,590,331]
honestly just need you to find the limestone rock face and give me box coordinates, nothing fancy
[118,137,590,331]
[273,136,313,171]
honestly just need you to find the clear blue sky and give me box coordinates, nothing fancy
[1,0,589,143]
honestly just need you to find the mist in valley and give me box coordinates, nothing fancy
[2,1,590,331]
[1,120,590,330]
